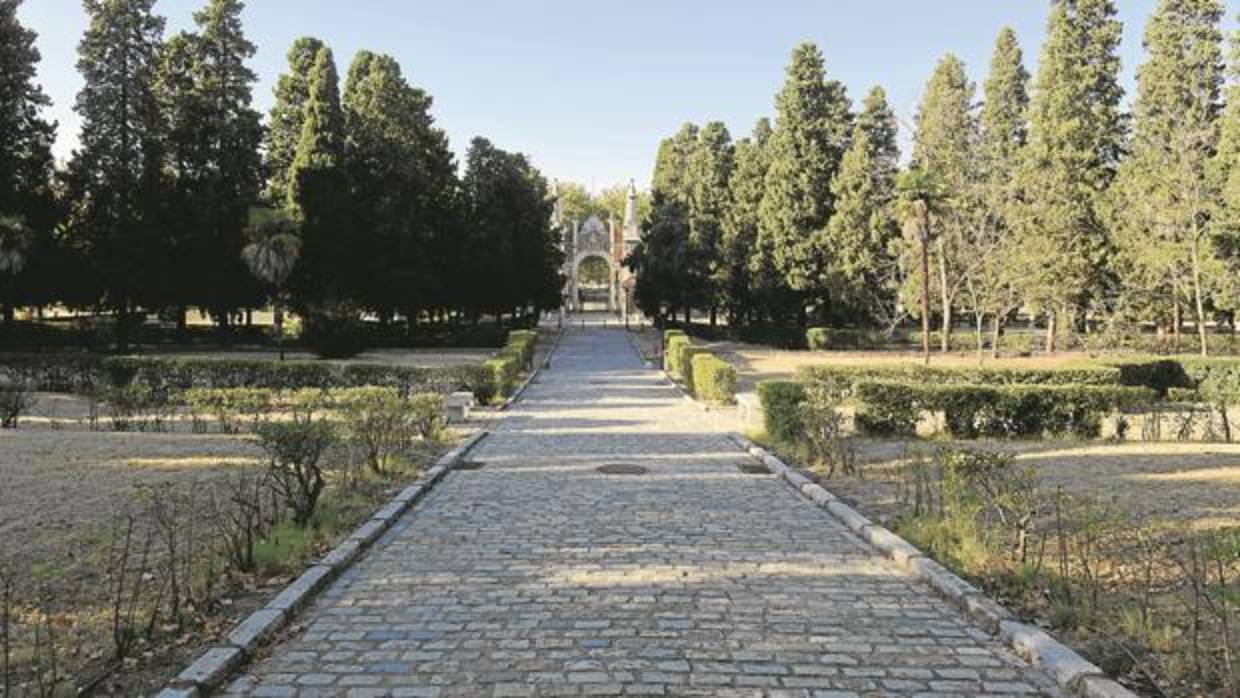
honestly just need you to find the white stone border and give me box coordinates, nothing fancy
[158,430,490,698]
[727,432,1138,698]
[498,327,564,411]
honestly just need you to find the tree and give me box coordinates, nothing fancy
[636,123,699,321]
[686,121,734,325]
[1214,17,1240,282]
[156,0,264,329]
[823,86,901,328]
[973,27,1031,357]
[287,45,351,306]
[897,168,949,364]
[242,206,300,358]
[1112,0,1225,356]
[911,54,978,352]
[264,37,325,203]
[758,42,853,317]
[0,0,58,325]
[724,119,774,323]
[1018,0,1125,352]
[65,0,168,348]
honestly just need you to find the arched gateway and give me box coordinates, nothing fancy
[553,181,640,315]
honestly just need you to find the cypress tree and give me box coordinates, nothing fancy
[265,36,325,203]
[642,123,698,321]
[686,121,734,324]
[758,42,852,313]
[65,0,167,347]
[1113,0,1225,355]
[856,86,899,191]
[1216,19,1240,231]
[288,45,351,304]
[0,0,58,324]
[1019,0,1125,351]
[975,28,1031,355]
[724,119,772,323]
[911,54,978,351]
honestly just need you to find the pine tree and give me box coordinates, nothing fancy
[640,123,699,321]
[1215,18,1240,243]
[1019,0,1125,352]
[652,123,699,205]
[0,0,58,324]
[158,0,264,327]
[66,0,167,347]
[758,42,853,314]
[911,54,978,351]
[1113,0,1225,355]
[686,121,734,324]
[856,86,899,191]
[288,45,351,304]
[265,36,325,203]
[974,27,1030,356]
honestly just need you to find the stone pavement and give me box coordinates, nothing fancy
[222,325,1062,697]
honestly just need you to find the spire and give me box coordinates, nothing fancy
[623,179,639,239]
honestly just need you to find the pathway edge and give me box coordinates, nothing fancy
[498,326,565,411]
[159,429,490,697]
[727,432,1138,698]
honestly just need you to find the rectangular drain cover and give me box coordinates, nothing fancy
[738,463,770,475]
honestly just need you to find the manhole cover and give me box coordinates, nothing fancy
[738,463,771,475]
[596,463,648,475]
[457,460,487,471]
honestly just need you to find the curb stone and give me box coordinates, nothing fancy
[729,432,1137,698]
[162,429,488,695]
[499,327,564,411]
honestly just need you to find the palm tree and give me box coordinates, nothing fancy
[896,168,949,365]
[242,207,301,359]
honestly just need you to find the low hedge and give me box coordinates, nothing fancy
[506,330,538,366]
[677,345,708,390]
[665,335,691,376]
[798,364,1122,397]
[0,353,106,392]
[691,354,737,404]
[852,380,1157,438]
[484,354,521,401]
[757,380,806,443]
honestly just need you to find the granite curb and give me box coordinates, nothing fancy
[498,326,564,411]
[728,432,1138,698]
[159,429,489,696]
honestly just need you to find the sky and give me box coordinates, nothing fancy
[17,1,1239,193]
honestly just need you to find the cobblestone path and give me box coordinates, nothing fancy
[223,326,1061,697]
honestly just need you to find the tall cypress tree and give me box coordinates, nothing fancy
[1113,0,1225,355]
[66,0,167,346]
[723,119,772,324]
[758,42,852,316]
[288,45,350,304]
[265,36,325,203]
[637,123,698,321]
[856,86,899,191]
[1019,0,1125,351]
[911,54,978,350]
[1215,18,1240,232]
[975,28,1031,353]
[0,0,58,323]
[158,0,264,326]
[687,121,734,323]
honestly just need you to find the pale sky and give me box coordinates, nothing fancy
[18,1,1238,192]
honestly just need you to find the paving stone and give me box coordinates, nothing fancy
[225,326,1067,697]
[177,646,243,689]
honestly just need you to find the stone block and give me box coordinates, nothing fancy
[267,565,334,613]
[999,621,1102,687]
[227,608,287,653]
[175,646,243,689]
[446,391,474,423]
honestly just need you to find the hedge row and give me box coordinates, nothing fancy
[797,363,1122,397]
[664,331,737,404]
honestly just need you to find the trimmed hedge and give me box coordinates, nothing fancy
[506,330,538,367]
[677,345,708,390]
[798,364,1122,395]
[757,380,806,443]
[852,380,1157,439]
[483,354,521,401]
[691,354,737,403]
[665,335,691,376]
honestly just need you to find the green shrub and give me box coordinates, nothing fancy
[799,383,856,476]
[853,381,923,435]
[690,354,737,403]
[407,393,446,440]
[805,327,887,351]
[484,354,521,401]
[757,381,806,443]
[256,420,337,527]
[300,302,367,359]
[665,335,691,376]
[506,330,538,366]
[799,363,1122,390]
[677,345,708,390]
[663,329,687,349]
[1098,358,1192,395]
[185,387,275,433]
[445,364,495,404]
[0,353,105,393]
[805,327,830,351]
[335,387,415,474]
[0,383,31,429]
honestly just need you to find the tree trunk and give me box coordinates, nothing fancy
[991,312,1003,360]
[1191,239,1209,358]
[938,242,951,353]
[1045,310,1057,354]
[975,313,985,366]
[920,236,932,365]
[709,306,717,328]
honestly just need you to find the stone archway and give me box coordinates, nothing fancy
[572,251,618,311]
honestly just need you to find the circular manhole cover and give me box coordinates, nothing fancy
[596,463,648,475]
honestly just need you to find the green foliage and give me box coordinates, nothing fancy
[799,363,1123,389]
[756,380,807,443]
[334,387,417,474]
[300,302,367,361]
[255,420,337,527]
[664,334,691,376]
[506,330,538,367]
[484,354,521,401]
[0,382,31,428]
[798,383,856,477]
[690,353,736,404]
[185,387,274,433]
